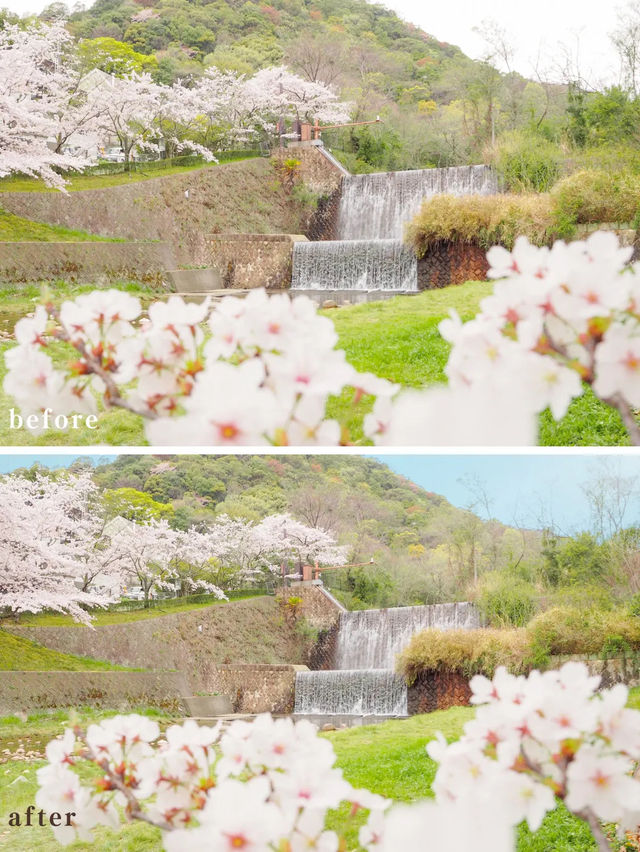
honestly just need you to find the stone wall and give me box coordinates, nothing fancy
[276,144,346,195]
[308,621,340,671]
[417,227,639,289]
[0,159,309,265]
[417,242,489,289]
[0,671,188,715]
[307,187,343,241]
[204,664,309,714]
[286,583,345,631]
[407,670,472,715]
[406,655,640,715]
[0,241,176,286]
[206,234,307,290]
[549,654,640,688]
[7,597,303,692]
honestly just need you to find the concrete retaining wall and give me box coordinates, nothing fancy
[0,241,176,285]
[204,664,308,714]
[0,671,188,715]
[0,159,309,265]
[206,234,307,289]
[7,597,304,692]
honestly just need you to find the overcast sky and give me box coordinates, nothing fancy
[2,0,624,86]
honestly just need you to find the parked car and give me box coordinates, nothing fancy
[102,147,126,163]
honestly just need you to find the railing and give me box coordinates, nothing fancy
[108,587,273,612]
[71,149,262,177]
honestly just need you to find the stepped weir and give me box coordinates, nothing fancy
[291,164,498,296]
[294,602,479,717]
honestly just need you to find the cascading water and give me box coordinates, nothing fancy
[290,239,418,291]
[337,165,499,241]
[294,601,479,717]
[291,163,498,295]
[335,602,480,670]
[294,669,408,716]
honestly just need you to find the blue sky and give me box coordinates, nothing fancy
[377,454,640,534]
[2,452,639,535]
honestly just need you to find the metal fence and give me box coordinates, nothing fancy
[70,149,262,178]
[108,587,273,612]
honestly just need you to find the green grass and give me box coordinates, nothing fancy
[0,278,631,446]
[7,593,267,628]
[0,155,259,194]
[0,210,120,243]
[0,631,137,671]
[325,710,599,851]
[325,283,629,446]
[0,703,608,851]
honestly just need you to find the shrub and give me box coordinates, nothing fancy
[527,606,640,657]
[398,606,640,683]
[405,193,558,255]
[491,131,563,192]
[476,574,537,627]
[551,168,640,225]
[406,166,640,256]
[397,627,530,683]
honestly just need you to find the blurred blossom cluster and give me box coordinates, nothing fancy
[7,232,640,446]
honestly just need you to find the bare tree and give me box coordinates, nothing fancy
[581,458,639,541]
[611,1,640,96]
[285,33,345,88]
[288,483,342,531]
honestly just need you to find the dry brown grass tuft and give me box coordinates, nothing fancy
[405,193,557,256]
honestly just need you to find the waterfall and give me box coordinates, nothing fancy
[335,602,480,670]
[291,239,417,291]
[291,163,497,293]
[294,601,479,717]
[337,165,498,241]
[294,669,408,715]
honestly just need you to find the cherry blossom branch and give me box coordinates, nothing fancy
[603,393,640,446]
[48,306,158,421]
[577,808,614,852]
[81,739,173,832]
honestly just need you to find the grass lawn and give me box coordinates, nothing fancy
[6,592,267,628]
[0,631,138,671]
[325,284,630,446]
[0,155,259,194]
[0,211,121,243]
[0,279,631,446]
[4,693,637,851]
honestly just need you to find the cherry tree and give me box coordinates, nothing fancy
[254,513,349,575]
[0,21,91,188]
[109,517,225,604]
[243,66,352,125]
[199,513,347,584]
[84,72,164,167]
[195,65,352,145]
[0,472,110,624]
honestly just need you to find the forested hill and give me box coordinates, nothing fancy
[67,0,463,86]
[53,0,487,170]
[56,454,538,610]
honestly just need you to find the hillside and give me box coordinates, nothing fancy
[8,596,308,685]
[78,454,540,609]
[9,453,637,626]
[59,0,488,170]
